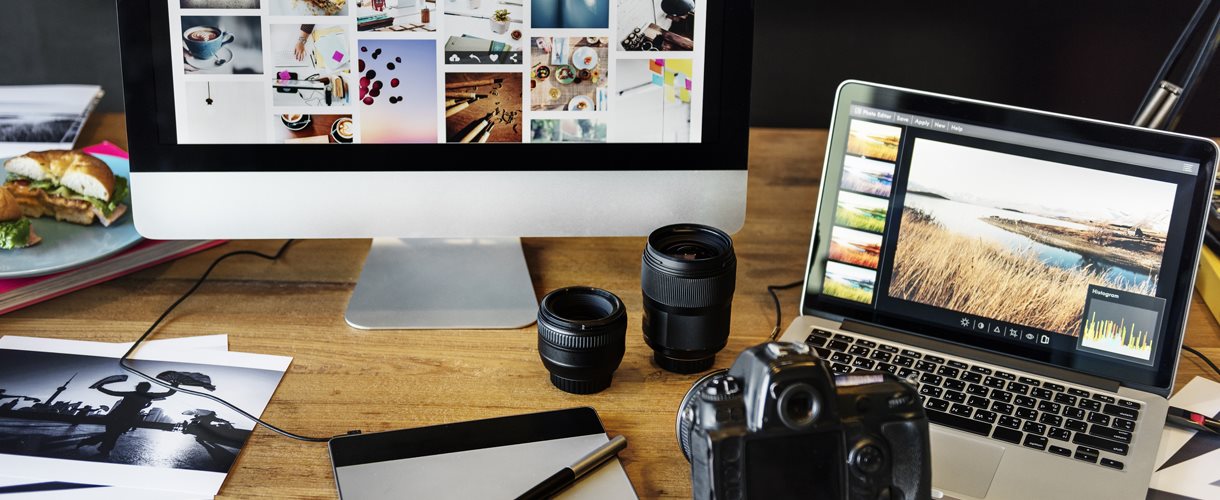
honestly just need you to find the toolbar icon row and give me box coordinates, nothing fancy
[960,316,1051,346]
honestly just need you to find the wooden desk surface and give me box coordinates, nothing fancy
[5,114,1219,499]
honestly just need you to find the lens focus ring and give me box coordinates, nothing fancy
[640,260,737,308]
[537,322,621,349]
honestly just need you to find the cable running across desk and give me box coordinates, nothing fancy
[766,280,805,341]
[1183,344,1220,379]
[116,239,348,443]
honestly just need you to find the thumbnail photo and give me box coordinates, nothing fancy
[824,261,876,304]
[181,0,259,7]
[178,81,267,144]
[445,73,522,143]
[270,0,347,15]
[444,0,524,65]
[888,138,1176,336]
[533,0,609,28]
[357,0,436,32]
[829,226,882,270]
[834,191,888,234]
[609,59,692,142]
[531,37,609,111]
[0,349,284,474]
[182,16,263,75]
[269,24,352,107]
[272,114,353,143]
[840,155,894,198]
[846,119,901,162]
[1078,285,1164,364]
[530,119,607,143]
[617,0,695,51]
[359,40,438,143]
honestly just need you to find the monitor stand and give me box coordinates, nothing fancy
[345,238,539,330]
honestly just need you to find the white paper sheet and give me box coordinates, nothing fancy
[1149,377,1220,498]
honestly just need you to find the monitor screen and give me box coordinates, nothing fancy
[163,0,708,146]
[802,83,1218,392]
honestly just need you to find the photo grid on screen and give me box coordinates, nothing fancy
[169,0,708,145]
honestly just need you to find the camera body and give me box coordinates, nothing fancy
[678,342,931,500]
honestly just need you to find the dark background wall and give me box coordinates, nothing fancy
[2,1,1218,136]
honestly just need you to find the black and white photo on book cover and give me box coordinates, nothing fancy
[0,85,104,158]
[0,336,289,496]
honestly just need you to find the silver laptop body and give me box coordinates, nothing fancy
[780,81,1220,500]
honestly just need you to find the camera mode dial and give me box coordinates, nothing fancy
[700,375,742,402]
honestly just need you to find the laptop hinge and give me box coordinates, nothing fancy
[841,319,1121,393]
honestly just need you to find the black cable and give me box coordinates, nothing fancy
[117,239,341,443]
[1183,345,1220,379]
[766,280,805,341]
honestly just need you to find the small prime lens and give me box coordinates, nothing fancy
[642,223,737,373]
[537,286,627,394]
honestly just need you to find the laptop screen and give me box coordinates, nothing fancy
[802,82,1219,393]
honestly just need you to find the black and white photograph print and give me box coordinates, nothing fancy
[0,114,77,145]
[0,348,285,474]
[181,16,264,75]
[0,85,102,157]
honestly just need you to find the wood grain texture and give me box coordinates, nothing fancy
[3,115,1217,498]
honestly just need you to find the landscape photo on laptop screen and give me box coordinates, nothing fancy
[811,105,1204,370]
[165,0,707,145]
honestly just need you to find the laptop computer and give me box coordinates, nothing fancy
[778,81,1219,500]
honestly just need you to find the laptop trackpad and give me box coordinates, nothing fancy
[930,429,1005,499]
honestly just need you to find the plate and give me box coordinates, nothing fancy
[572,47,598,70]
[0,154,142,278]
[568,95,593,111]
[554,65,575,84]
[184,47,235,71]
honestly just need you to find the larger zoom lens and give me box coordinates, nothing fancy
[642,224,736,373]
[537,287,627,394]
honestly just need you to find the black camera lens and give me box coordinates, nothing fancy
[676,369,737,462]
[536,286,627,394]
[642,223,737,373]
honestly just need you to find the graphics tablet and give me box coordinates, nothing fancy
[329,407,637,500]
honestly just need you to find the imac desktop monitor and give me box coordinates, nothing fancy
[116,0,753,329]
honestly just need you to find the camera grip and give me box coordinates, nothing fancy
[882,419,933,500]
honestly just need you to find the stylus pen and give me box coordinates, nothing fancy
[514,435,627,500]
[1166,406,1220,435]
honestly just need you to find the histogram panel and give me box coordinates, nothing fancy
[1081,311,1154,360]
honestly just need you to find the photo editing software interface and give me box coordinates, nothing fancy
[810,104,1205,373]
[167,0,706,145]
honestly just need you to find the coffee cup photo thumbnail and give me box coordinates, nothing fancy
[182,16,264,75]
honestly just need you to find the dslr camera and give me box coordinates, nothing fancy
[677,342,931,500]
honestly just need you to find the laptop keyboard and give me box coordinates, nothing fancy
[805,328,1140,471]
